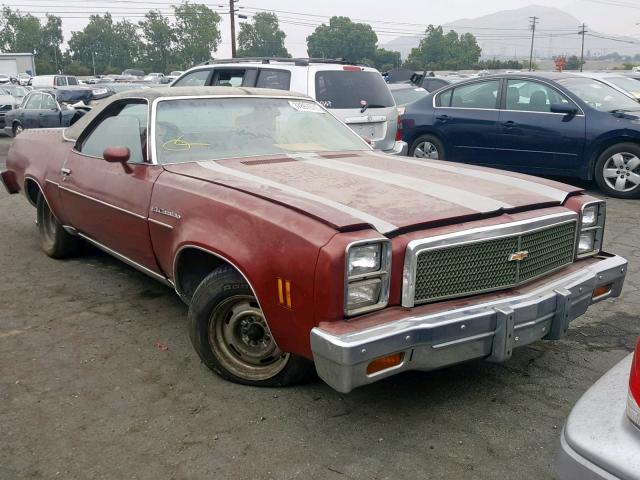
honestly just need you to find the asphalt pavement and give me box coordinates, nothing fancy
[1,134,638,479]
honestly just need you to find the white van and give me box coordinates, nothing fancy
[171,58,407,155]
[30,75,80,89]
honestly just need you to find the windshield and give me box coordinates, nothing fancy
[603,76,640,97]
[0,85,28,96]
[557,77,640,112]
[154,97,367,164]
[315,70,394,109]
[391,87,428,106]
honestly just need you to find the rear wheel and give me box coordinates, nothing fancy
[594,143,640,199]
[12,123,23,137]
[410,134,444,160]
[188,266,314,387]
[36,194,82,258]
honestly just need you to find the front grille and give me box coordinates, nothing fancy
[413,221,577,304]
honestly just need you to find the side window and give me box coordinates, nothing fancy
[173,69,210,87]
[42,94,57,110]
[506,79,572,113]
[256,69,291,90]
[449,80,500,109]
[67,76,79,86]
[55,76,67,86]
[24,93,42,109]
[212,69,246,87]
[435,89,453,107]
[80,101,148,163]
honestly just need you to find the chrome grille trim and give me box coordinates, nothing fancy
[401,212,579,308]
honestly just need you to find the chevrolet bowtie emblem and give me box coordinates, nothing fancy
[509,251,530,262]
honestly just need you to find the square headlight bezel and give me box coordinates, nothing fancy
[344,239,391,317]
[576,200,606,259]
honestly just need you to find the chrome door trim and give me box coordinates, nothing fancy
[78,232,171,286]
[148,217,174,229]
[401,211,579,308]
[58,184,148,220]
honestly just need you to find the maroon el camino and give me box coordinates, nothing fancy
[1,87,628,392]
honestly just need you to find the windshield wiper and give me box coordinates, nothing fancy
[360,103,387,113]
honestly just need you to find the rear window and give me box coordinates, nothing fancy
[315,70,394,109]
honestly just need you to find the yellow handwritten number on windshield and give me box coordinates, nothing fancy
[161,136,210,151]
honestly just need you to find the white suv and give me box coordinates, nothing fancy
[171,58,407,155]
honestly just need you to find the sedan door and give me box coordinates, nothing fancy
[20,92,43,129]
[432,79,502,164]
[494,79,586,174]
[38,93,63,128]
[58,100,164,273]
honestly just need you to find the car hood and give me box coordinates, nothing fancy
[0,94,15,105]
[163,151,581,234]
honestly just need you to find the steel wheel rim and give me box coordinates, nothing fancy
[208,295,289,381]
[14,125,23,135]
[40,203,57,244]
[603,152,640,192]
[413,141,439,159]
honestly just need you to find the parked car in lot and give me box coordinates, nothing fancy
[171,58,407,155]
[401,72,640,198]
[4,86,111,136]
[144,72,168,84]
[30,75,81,88]
[1,87,627,392]
[388,83,429,108]
[166,70,184,82]
[556,338,640,480]
[575,72,640,102]
[17,73,32,86]
[0,90,18,130]
[0,73,11,84]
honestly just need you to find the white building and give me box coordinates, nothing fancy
[0,53,37,76]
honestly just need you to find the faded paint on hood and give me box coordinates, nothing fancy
[163,151,581,235]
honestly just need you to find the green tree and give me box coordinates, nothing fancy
[237,12,290,58]
[373,48,401,71]
[474,58,524,70]
[173,2,221,67]
[306,16,377,63]
[564,54,585,70]
[139,10,175,72]
[404,25,481,71]
[0,7,63,74]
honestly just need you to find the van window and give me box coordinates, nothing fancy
[212,69,246,87]
[172,69,210,87]
[256,69,291,90]
[55,76,67,86]
[67,76,79,86]
[315,70,394,109]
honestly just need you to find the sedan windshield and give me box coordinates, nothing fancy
[154,97,367,164]
[0,85,28,97]
[603,76,640,97]
[391,87,428,106]
[557,77,640,112]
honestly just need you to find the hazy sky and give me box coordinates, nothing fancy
[10,0,640,57]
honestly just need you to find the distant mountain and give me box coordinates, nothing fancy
[382,4,640,60]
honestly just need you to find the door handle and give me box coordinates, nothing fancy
[435,114,449,122]
[501,120,516,127]
[61,167,72,176]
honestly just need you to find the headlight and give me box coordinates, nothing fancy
[344,239,391,316]
[577,201,606,258]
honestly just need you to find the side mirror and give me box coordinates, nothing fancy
[550,103,578,115]
[103,146,130,163]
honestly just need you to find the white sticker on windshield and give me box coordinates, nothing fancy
[289,100,326,113]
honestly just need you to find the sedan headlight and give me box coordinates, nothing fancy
[345,240,391,316]
[577,201,606,257]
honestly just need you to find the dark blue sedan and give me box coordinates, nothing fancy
[401,72,640,198]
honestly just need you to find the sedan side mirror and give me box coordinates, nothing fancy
[550,103,578,115]
[103,146,130,163]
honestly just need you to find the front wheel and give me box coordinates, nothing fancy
[12,122,23,137]
[188,266,314,387]
[36,194,82,258]
[409,134,445,160]
[594,143,640,199]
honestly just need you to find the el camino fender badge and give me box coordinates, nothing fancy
[508,251,530,262]
[151,206,182,220]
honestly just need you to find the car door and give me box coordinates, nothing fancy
[432,79,501,164]
[494,79,586,174]
[58,99,164,272]
[38,93,63,128]
[21,92,43,129]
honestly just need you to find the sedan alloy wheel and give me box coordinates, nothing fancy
[413,141,440,159]
[602,152,640,193]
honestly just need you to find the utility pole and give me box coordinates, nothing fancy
[229,0,237,58]
[529,16,538,72]
[579,23,587,72]
[91,51,96,76]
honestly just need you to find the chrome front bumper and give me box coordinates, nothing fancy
[311,254,628,393]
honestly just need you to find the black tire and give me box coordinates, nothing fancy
[36,194,82,258]
[409,134,445,160]
[594,142,640,199]
[188,266,314,387]
[12,122,23,137]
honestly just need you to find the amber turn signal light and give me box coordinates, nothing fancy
[592,284,612,299]
[366,352,404,375]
